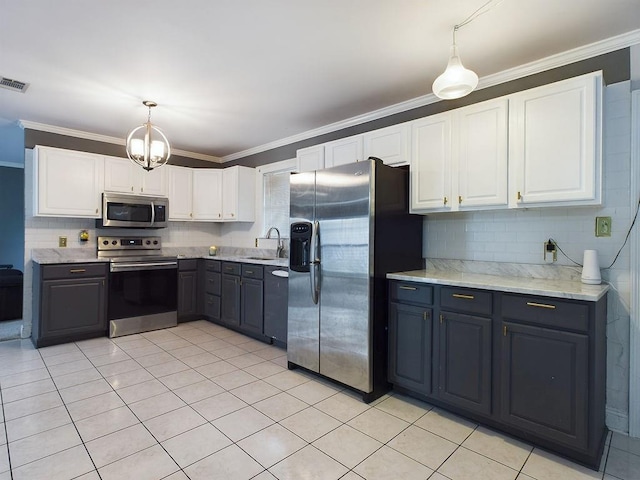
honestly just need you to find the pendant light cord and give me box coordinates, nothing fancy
[453,0,507,42]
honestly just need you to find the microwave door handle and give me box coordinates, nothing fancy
[150,201,155,226]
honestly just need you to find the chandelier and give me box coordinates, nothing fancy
[126,100,171,171]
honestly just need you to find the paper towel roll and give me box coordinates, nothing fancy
[581,249,601,285]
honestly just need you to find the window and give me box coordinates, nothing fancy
[259,158,297,238]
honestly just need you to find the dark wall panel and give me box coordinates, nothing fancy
[24,130,220,169]
[225,48,630,168]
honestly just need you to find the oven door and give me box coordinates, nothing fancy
[108,262,177,337]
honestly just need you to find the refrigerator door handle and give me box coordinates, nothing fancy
[310,220,320,304]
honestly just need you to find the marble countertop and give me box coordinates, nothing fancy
[31,246,289,268]
[387,269,609,301]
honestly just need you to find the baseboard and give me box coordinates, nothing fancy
[606,407,629,434]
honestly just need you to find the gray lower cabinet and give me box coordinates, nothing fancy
[178,259,198,321]
[203,260,221,321]
[32,263,107,347]
[221,262,241,327]
[240,265,263,335]
[438,311,492,415]
[388,302,432,395]
[387,280,607,468]
[264,267,288,346]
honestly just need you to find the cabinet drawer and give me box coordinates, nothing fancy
[390,281,433,306]
[222,262,241,276]
[204,293,220,320]
[205,259,221,272]
[242,264,263,280]
[502,294,589,332]
[178,259,198,271]
[205,271,221,295]
[42,263,107,280]
[440,287,492,316]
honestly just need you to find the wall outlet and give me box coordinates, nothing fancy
[58,236,67,248]
[595,217,612,237]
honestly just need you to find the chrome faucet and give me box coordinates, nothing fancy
[266,227,284,258]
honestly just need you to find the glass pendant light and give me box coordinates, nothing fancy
[432,29,479,100]
[126,100,171,171]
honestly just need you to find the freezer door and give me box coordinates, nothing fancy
[316,161,373,392]
[287,171,320,372]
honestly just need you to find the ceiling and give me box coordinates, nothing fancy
[1,1,639,161]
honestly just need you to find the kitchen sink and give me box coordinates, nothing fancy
[246,256,278,261]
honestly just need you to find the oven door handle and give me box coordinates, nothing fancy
[110,261,178,272]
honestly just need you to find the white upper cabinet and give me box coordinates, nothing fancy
[222,166,255,222]
[363,122,411,166]
[457,98,509,209]
[104,156,167,196]
[324,135,363,168]
[192,169,222,220]
[296,145,324,173]
[33,146,103,218]
[167,165,193,220]
[411,112,453,212]
[509,72,601,207]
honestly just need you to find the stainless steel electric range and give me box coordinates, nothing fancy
[98,236,177,338]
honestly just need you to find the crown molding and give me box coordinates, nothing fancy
[18,120,222,163]
[222,28,640,163]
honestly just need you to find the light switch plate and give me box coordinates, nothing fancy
[58,236,67,247]
[595,217,611,237]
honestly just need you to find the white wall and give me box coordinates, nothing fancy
[423,81,632,432]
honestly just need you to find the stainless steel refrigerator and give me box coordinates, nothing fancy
[287,158,423,402]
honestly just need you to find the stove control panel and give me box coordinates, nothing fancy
[98,236,162,252]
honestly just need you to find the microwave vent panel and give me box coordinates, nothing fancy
[0,77,29,93]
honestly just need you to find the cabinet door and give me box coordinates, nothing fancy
[140,167,167,196]
[324,135,363,168]
[264,268,288,343]
[177,270,198,320]
[388,302,432,395]
[193,169,223,220]
[297,145,324,172]
[221,274,240,327]
[510,72,601,206]
[40,278,106,338]
[410,113,452,212]
[222,166,255,222]
[501,321,588,449]
[363,123,411,166]
[438,311,492,415]
[167,166,193,220]
[241,277,264,335]
[104,156,137,194]
[35,146,103,218]
[458,99,509,208]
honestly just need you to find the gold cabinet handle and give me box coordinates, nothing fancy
[443,197,448,205]
[423,311,430,320]
[245,270,253,274]
[231,213,235,217]
[439,314,444,324]
[452,293,474,300]
[399,285,417,291]
[517,191,522,201]
[131,186,134,192]
[503,325,507,336]
[526,302,556,309]
[190,213,193,218]
[95,208,99,214]
[458,195,463,204]
[69,269,86,274]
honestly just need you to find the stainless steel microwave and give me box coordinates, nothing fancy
[96,193,169,229]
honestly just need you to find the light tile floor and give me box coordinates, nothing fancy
[0,319,639,480]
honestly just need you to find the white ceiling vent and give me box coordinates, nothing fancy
[0,77,29,93]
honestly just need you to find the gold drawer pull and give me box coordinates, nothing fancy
[452,293,474,300]
[526,302,556,310]
[399,286,417,291]
[69,269,86,274]
[245,270,253,274]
